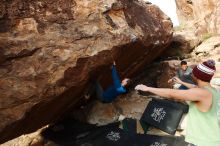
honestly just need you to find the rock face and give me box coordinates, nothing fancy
[86,91,151,126]
[191,35,220,61]
[1,128,45,146]
[161,31,200,59]
[164,0,220,60]
[175,0,220,35]
[0,0,173,143]
[156,60,180,88]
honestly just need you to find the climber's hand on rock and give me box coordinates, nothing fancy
[135,84,149,92]
[113,61,116,66]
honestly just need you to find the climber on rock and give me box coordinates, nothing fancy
[85,61,131,103]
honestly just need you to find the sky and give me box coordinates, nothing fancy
[147,0,179,26]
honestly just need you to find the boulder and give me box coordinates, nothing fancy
[176,0,220,35]
[161,32,200,59]
[191,35,220,61]
[156,60,181,88]
[0,0,172,143]
[86,91,151,125]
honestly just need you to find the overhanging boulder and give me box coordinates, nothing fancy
[0,0,173,143]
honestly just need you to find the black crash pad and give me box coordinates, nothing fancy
[141,98,188,135]
[42,118,189,146]
[76,127,188,146]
